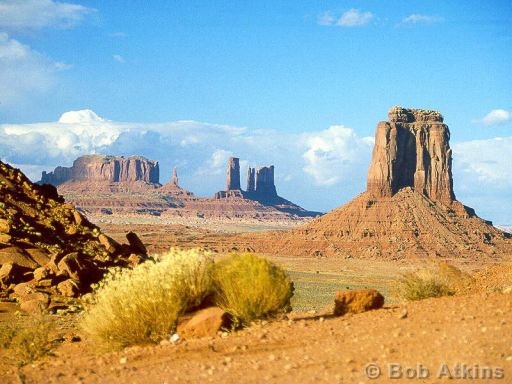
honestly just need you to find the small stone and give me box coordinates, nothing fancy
[119,357,127,364]
[170,333,180,344]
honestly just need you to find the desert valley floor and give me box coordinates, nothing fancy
[1,220,512,383]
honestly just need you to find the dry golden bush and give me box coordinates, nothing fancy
[212,253,293,325]
[397,260,473,301]
[81,248,213,350]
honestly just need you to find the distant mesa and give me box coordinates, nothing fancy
[40,155,161,191]
[38,154,318,221]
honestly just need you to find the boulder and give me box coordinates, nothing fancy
[0,247,38,269]
[12,283,49,307]
[25,248,51,266]
[98,234,120,254]
[57,279,81,297]
[177,307,230,339]
[0,218,11,234]
[0,262,30,286]
[333,289,384,316]
[126,232,147,255]
[0,233,12,243]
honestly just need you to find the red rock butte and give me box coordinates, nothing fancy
[235,107,512,260]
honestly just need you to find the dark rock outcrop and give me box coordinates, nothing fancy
[367,106,455,204]
[40,155,160,186]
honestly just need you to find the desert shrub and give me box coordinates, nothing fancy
[397,261,472,301]
[0,315,54,366]
[81,248,213,350]
[212,253,293,325]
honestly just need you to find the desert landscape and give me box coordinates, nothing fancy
[1,106,512,383]
[1,2,511,383]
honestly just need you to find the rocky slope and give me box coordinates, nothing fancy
[226,107,512,259]
[0,161,148,311]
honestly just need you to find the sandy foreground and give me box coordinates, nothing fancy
[1,290,511,384]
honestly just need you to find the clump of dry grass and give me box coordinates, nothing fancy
[397,260,473,301]
[212,253,293,325]
[81,248,213,350]
[0,315,54,366]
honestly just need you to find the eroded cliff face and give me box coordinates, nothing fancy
[366,107,455,205]
[40,155,160,186]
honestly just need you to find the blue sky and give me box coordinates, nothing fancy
[0,1,511,224]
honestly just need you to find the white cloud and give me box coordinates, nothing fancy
[453,137,512,224]
[318,9,373,27]
[113,54,125,64]
[402,14,444,25]
[0,0,95,30]
[453,137,512,187]
[476,109,511,126]
[0,32,68,106]
[302,126,373,185]
[338,9,373,27]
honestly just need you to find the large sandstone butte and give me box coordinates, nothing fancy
[41,155,161,192]
[0,160,148,311]
[235,107,512,259]
[367,107,454,204]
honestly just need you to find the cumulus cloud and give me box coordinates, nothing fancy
[401,14,444,25]
[338,9,373,27]
[452,137,512,224]
[0,32,68,106]
[453,137,512,187]
[318,9,373,27]
[302,126,373,186]
[0,0,95,30]
[476,109,511,126]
